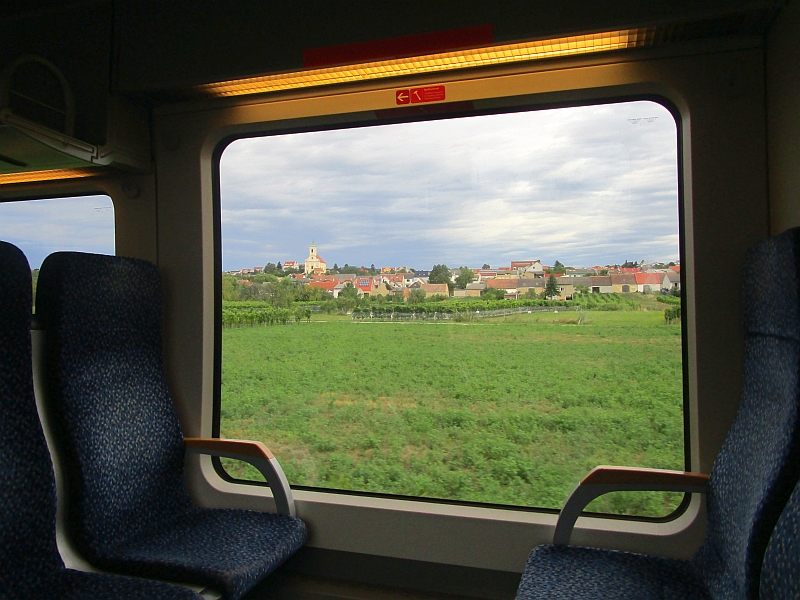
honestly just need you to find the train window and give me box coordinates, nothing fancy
[217,99,685,518]
[0,194,115,298]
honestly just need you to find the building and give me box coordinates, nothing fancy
[635,272,664,293]
[420,283,449,297]
[453,282,486,298]
[610,274,637,293]
[304,242,327,274]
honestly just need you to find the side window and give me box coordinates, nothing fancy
[0,194,115,300]
[217,100,685,519]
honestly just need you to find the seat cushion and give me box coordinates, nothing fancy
[90,507,307,600]
[8,567,202,600]
[516,545,711,600]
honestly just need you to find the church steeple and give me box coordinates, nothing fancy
[305,241,326,274]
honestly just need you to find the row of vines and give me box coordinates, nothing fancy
[222,306,312,327]
[222,293,672,327]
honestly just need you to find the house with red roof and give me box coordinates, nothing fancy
[635,272,664,293]
[308,280,337,294]
[486,278,519,293]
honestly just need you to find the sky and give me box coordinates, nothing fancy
[0,195,115,269]
[220,100,679,272]
[0,101,678,273]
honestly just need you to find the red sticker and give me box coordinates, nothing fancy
[395,86,446,105]
[410,85,446,104]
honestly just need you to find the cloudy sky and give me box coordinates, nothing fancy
[220,100,679,272]
[0,195,115,269]
[0,101,678,273]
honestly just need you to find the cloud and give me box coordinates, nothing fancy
[0,195,115,268]
[219,99,680,270]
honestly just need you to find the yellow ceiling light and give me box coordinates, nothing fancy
[193,28,654,98]
[0,167,100,185]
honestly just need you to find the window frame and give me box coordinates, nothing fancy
[210,92,691,524]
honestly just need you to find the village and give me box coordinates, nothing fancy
[227,242,682,302]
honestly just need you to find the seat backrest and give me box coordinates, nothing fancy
[0,241,63,585]
[759,476,800,598]
[692,227,800,599]
[36,252,194,561]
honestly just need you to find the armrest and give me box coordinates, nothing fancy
[553,466,709,546]
[184,438,296,518]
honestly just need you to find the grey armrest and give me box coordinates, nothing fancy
[553,466,710,545]
[185,438,296,517]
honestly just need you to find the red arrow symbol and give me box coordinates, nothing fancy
[395,90,410,105]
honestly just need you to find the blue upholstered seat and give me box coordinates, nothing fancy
[516,228,800,600]
[760,478,800,599]
[0,241,202,600]
[35,251,307,600]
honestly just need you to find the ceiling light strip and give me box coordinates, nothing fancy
[0,168,100,185]
[193,28,652,98]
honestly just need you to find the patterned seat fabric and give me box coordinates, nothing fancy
[0,241,201,600]
[760,479,800,598]
[517,227,800,600]
[36,251,307,600]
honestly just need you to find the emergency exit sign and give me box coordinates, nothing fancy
[396,85,446,105]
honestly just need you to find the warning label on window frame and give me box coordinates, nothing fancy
[396,85,446,105]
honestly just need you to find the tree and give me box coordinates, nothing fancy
[549,260,566,275]
[545,274,559,299]
[264,262,277,274]
[482,263,491,269]
[339,282,359,300]
[264,278,295,308]
[276,262,282,270]
[332,263,339,271]
[222,273,241,301]
[429,264,452,291]
[408,288,426,303]
[621,260,638,269]
[455,266,475,289]
[482,288,506,300]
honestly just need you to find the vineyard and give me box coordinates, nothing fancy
[222,293,642,327]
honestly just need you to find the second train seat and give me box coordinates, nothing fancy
[516,227,800,600]
[35,251,307,600]
[0,240,202,600]
[759,465,800,598]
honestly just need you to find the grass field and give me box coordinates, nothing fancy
[220,307,685,517]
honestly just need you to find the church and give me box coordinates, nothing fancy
[304,242,327,274]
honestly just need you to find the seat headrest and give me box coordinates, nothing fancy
[743,228,800,340]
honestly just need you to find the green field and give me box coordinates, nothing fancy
[220,308,685,517]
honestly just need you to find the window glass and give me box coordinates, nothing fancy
[0,194,115,298]
[218,100,684,517]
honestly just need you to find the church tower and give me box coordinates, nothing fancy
[305,241,326,274]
